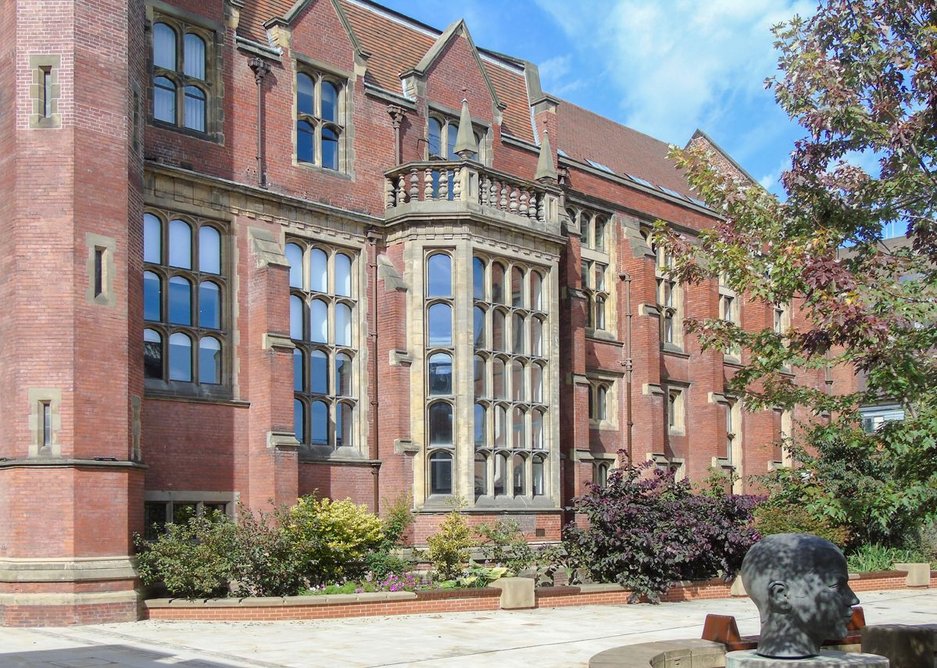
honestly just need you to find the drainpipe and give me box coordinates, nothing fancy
[248,57,271,188]
[368,228,381,513]
[619,272,634,463]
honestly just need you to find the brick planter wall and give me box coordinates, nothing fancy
[142,570,934,623]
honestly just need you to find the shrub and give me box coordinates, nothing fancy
[135,512,234,599]
[427,510,474,580]
[753,501,850,548]
[846,543,929,572]
[381,494,414,546]
[564,461,760,602]
[226,503,306,597]
[475,520,536,576]
[288,496,385,586]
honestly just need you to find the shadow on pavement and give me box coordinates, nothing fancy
[0,644,236,668]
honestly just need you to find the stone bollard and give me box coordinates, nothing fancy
[893,562,931,587]
[490,577,535,610]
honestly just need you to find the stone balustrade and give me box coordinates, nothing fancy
[383,160,561,234]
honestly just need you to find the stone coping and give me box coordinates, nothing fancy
[145,587,500,609]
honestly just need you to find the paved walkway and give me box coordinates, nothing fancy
[2,589,935,667]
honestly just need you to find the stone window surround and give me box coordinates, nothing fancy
[287,237,362,460]
[568,205,614,334]
[143,208,232,399]
[666,383,687,435]
[86,233,117,307]
[147,2,224,140]
[425,103,490,165]
[28,388,62,458]
[406,235,560,512]
[294,56,350,173]
[587,372,621,430]
[718,274,741,362]
[28,54,61,129]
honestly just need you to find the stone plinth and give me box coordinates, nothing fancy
[862,623,937,667]
[726,650,888,667]
[490,577,535,609]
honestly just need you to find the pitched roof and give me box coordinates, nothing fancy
[237,0,703,197]
[556,100,694,198]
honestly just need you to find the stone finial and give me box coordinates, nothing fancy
[535,130,558,182]
[454,98,478,159]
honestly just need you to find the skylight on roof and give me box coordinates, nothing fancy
[625,174,656,189]
[688,196,709,208]
[557,148,568,157]
[659,186,690,201]
[586,159,615,174]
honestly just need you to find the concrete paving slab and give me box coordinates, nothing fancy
[1,589,934,668]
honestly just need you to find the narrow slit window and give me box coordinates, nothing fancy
[40,401,52,447]
[94,247,106,298]
[40,67,52,118]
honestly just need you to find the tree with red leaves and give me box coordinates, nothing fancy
[658,0,936,548]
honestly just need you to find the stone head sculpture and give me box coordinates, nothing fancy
[740,533,859,659]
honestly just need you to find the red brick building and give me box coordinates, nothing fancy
[0,0,840,625]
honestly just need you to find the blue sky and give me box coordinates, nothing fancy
[375,0,817,196]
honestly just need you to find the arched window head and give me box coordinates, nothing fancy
[428,402,453,446]
[426,253,452,297]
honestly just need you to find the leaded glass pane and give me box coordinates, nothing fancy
[493,452,507,495]
[530,317,542,356]
[512,407,525,449]
[531,364,543,403]
[198,281,221,329]
[473,257,485,300]
[491,262,505,303]
[494,405,506,448]
[168,332,192,381]
[310,299,328,343]
[428,402,452,446]
[429,451,452,494]
[427,303,451,347]
[199,226,221,274]
[532,410,544,449]
[492,358,506,399]
[513,454,525,495]
[184,86,206,131]
[168,219,192,269]
[428,118,442,157]
[144,213,162,264]
[428,352,452,395]
[530,271,542,310]
[154,77,176,124]
[297,73,314,115]
[290,295,304,340]
[336,402,352,447]
[511,360,524,401]
[322,127,338,170]
[143,271,161,321]
[446,122,458,160]
[474,403,486,447]
[473,306,485,348]
[183,33,205,79]
[293,349,304,392]
[426,253,451,297]
[168,276,191,325]
[310,400,328,445]
[511,267,523,307]
[153,23,176,70]
[321,81,338,121]
[512,313,524,354]
[335,303,351,346]
[310,349,328,394]
[492,310,505,351]
[144,328,162,379]
[286,243,303,288]
[297,120,314,163]
[532,457,545,495]
[309,248,327,292]
[198,336,221,384]
[473,355,486,397]
[335,353,352,396]
[474,453,487,497]
[334,253,351,296]
[294,399,305,442]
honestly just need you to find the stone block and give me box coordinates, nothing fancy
[491,577,535,609]
[862,623,937,668]
[730,575,747,597]
[893,562,931,587]
[726,650,888,667]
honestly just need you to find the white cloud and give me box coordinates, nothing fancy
[535,0,813,144]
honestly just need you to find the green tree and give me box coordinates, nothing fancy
[658,0,937,547]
